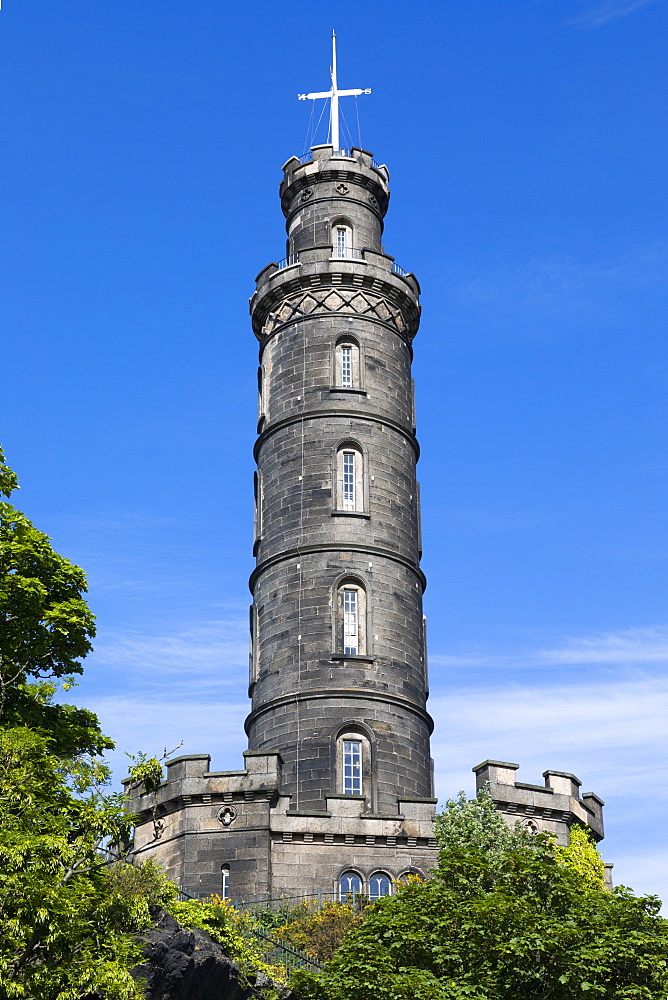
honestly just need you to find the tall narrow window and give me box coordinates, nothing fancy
[369,873,392,900]
[221,865,230,900]
[342,451,355,510]
[335,226,350,258]
[343,589,358,654]
[335,339,360,389]
[343,740,362,795]
[336,444,364,513]
[335,580,367,656]
[340,345,352,386]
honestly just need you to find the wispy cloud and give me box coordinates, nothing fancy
[443,243,668,333]
[428,672,667,897]
[88,618,249,692]
[84,693,249,781]
[537,625,668,665]
[431,625,668,670]
[566,0,658,28]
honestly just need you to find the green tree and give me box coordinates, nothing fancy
[293,792,668,1000]
[0,445,106,757]
[434,784,531,857]
[0,728,145,999]
[0,449,145,998]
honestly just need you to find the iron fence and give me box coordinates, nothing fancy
[276,254,300,270]
[252,928,323,973]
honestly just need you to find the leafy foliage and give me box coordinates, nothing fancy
[293,792,668,1000]
[557,822,606,890]
[109,861,288,989]
[0,449,144,997]
[0,447,101,756]
[0,727,146,999]
[434,783,531,856]
[277,900,365,962]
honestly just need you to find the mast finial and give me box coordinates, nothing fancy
[298,33,371,151]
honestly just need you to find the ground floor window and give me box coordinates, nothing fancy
[369,873,392,900]
[339,871,363,899]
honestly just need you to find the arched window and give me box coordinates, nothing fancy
[335,580,367,656]
[339,871,363,900]
[369,873,392,900]
[257,366,266,428]
[336,444,364,512]
[333,223,353,259]
[253,471,263,550]
[334,724,372,801]
[248,603,258,690]
[221,865,230,900]
[335,338,360,388]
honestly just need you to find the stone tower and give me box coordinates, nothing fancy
[124,144,441,901]
[247,144,433,815]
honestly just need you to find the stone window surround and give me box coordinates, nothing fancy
[332,720,376,810]
[332,438,369,514]
[332,574,371,658]
[332,331,364,391]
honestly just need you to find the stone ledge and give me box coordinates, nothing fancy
[330,509,371,519]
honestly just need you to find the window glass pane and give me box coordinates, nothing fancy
[339,872,363,899]
[221,866,230,900]
[343,739,362,795]
[340,345,352,386]
[336,227,348,257]
[343,589,358,655]
[369,874,391,900]
[342,451,355,510]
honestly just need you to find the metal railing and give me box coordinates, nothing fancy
[392,261,408,276]
[252,928,323,973]
[276,254,300,270]
[331,246,364,261]
[297,151,386,170]
[235,888,375,914]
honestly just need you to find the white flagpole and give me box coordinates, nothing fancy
[330,30,339,151]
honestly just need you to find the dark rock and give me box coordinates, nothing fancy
[132,908,295,1000]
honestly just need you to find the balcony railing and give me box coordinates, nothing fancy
[271,250,408,275]
[276,254,300,270]
[331,246,364,261]
[296,150,385,169]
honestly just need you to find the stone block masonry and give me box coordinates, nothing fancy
[125,142,609,902]
[126,144,439,900]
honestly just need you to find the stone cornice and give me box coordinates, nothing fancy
[253,407,420,462]
[248,542,426,593]
[245,688,434,736]
[251,267,420,342]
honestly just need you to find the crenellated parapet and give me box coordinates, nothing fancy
[124,750,439,902]
[473,760,606,845]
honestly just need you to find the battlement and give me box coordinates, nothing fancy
[473,760,605,844]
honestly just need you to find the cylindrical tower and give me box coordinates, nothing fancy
[247,145,433,815]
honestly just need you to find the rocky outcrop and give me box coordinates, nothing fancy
[132,909,294,1000]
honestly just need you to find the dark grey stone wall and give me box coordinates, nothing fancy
[248,146,433,815]
[281,145,388,256]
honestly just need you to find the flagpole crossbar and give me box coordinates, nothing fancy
[297,31,371,151]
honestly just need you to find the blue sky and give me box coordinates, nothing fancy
[2,0,667,901]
